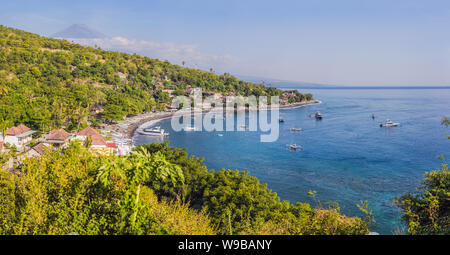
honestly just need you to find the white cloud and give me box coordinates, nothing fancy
[66,37,239,72]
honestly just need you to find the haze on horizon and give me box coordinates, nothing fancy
[1,0,449,87]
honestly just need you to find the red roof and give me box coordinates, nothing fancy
[0,141,3,150]
[47,129,71,141]
[90,134,107,146]
[77,126,100,136]
[106,142,117,148]
[6,124,31,136]
[32,143,50,155]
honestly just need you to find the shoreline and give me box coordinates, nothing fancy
[103,99,320,142]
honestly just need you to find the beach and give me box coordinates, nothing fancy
[103,100,320,141]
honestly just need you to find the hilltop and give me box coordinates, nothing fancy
[0,25,311,133]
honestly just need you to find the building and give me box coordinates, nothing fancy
[76,126,100,140]
[76,126,117,155]
[3,124,35,152]
[45,129,72,147]
[25,142,51,158]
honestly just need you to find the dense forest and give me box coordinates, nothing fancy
[0,141,371,235]
[0,25,312,133]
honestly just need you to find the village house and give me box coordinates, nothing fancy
[2,124,35,152]
[45,128,72,148]
[75,126,100,141]
[76,126,117,155]
[26,142,51,158]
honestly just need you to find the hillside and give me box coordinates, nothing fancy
[0,25,311,133]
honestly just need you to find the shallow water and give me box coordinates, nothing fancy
[135,88,450,234]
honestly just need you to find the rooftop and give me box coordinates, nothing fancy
[77,126,100,136]
[6,124,31,136]
[47,129,71,141]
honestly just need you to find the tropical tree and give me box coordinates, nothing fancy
[395,116,450,234]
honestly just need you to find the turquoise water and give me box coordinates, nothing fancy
[135,88,450,234]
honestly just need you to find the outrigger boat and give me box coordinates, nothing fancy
[138,126,168,136]
[286,144,302,150]
[380,119,400,127]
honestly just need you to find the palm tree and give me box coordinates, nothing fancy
[94,146,184,232]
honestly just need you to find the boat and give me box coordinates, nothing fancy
[286,144,302,150]
[290,128,302,132]
[315,111,323,119]
[309,113,315,118]
[138,126,168,136]
[380,119,400,127]
[217,134,223,137]
[279,118,285,123]
[371,114,376,119]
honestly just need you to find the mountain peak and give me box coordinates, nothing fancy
[51,24,107,39]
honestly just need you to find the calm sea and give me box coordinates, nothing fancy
[135,88,450,234]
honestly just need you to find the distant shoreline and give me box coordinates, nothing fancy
[103,100,320,142]
[281,86,450,90]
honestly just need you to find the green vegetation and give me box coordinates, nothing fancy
[0,142,370,235]
[395,116,450,234]
[395,159,449,235]
[0,25,311,132]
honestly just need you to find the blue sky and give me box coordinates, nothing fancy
[1,0,450,86]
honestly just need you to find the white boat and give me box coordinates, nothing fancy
[138,126,168,136]
[286,144,302,150]
[380,119,400,127]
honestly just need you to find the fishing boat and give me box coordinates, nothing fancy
[279,118,285,123]
[290,128,302,132]
[315,111,323,119]
[286,144,302,150]
[138,126,168,136]
[380,119,400,127]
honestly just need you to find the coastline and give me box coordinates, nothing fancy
[103,99,320,142]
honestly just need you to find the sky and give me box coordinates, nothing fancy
[1,0,450,86]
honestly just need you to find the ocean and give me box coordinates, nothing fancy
[134,88,450,234]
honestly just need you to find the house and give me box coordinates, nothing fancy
[76,126,117,155]
[76,126,100,141]
[3,124,35,152]
[26,142,51,157]
[45,129,72,147]
[90,134,107,148]
[0,141,3,152]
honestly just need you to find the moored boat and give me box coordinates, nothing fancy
[380,119,399,127]
[315,111,323,119]
[286,144,302,150]
[138,126,168,136]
